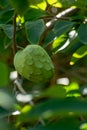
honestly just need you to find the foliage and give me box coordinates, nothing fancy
[0,0,87,129]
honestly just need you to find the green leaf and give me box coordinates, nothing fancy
[19,98,87,121]
[44,20,75,46]
[0,90,16,119]
[25,19,45,44]
[70,45,87,65]
[78,24,87,44]
[24,7,46,21]
[0,30,11,63]
[0,24,13,39]
[76,0,87,8]
[0,107,11,118]
[9,0,29,15]
[29,0,47,10]
[28,117,80,130]
[4,36,11,49]
[54,20,75,36]
[66,82,79,93]
[60,36,83,54]
[47,0,62,7]
[29,0,46,5]
[66,82,80,97]
[80,123,87,130]
[0,9,14,24]
[0,90,15,109]
[0,30,6,51]
[44,30,55,46]
[0,0,9,8]
[47,0,76,7]
[41,85,66,98]
[0,120,15,130]
[0,62,9,86]
[52,34,67,53]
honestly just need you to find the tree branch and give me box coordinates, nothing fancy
[39,7,79,45]
[12,13,17,56]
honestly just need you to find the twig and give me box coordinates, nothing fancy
[7,13,17,122]
[14,78,46,126]
[12,13,17,56]
[14,79,26,95]
[46,8,76,28]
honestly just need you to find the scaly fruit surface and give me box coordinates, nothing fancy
[14,45,54,83]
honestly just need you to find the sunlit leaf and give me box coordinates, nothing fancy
[29,0,47,10]
[47,0,77,7]
[44,20,75,46]
[80,123,87,130]
[65,82,79,92]
[52,34,67,53]
[47,0,62,7]
[25,19,45,44]
[47,0,58,5]
[78,24,87,44]
[60,36,83,54]
[36,1,47,10]
[65,82,80,97]
[21,105,32,113]
[52,35,66,49]
[70,45,87,65]
[16,15,24,26]
[54,0,76,7]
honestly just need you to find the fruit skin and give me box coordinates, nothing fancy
[14,45,54,83]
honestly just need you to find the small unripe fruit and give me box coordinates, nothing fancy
[14,45,54,83]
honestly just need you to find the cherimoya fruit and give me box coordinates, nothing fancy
[14,45,54,83]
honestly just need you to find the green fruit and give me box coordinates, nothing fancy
[14,45,54,83]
